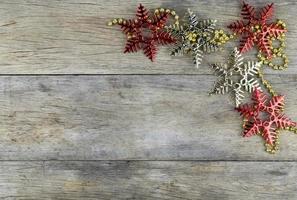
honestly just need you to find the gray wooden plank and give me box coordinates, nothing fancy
[0,75,297,160]
[0,0,296,74]
[0,160,296,199]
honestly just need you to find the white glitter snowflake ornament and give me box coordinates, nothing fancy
[209,48,262,107]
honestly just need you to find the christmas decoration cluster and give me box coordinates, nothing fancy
[108,2,297,153]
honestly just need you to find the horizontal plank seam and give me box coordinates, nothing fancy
[0,159,296,162]
[0,73,293,76]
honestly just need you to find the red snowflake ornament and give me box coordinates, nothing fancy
[113,4,176,61]
[236,89,296,146]
[228,1,287,58]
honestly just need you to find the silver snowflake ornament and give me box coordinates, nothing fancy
[209,48,262,107]
[167,9,230,68]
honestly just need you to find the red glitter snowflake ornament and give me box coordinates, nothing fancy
[236,89,297,152]
[108,4,177,61]
[228,1,287,58]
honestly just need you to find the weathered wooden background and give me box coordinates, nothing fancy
[0,0,297,199]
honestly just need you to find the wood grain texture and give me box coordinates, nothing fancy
[0,0,296,74]
[0,75,297,160]
[0,0,297,198]
[0,161,296,199]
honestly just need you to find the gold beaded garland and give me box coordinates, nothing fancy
[257,20,288,70]
[107,8,180,27]
[210,29,232,49]
[257,66,277,97]
[154,8,180,25]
